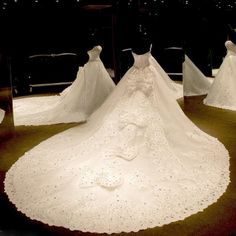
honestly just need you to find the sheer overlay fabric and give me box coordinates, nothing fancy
[150,56,183,99]
[183,55,213,96]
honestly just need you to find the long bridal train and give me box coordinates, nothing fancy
[5,50,230,234]
[183,55,213,96]
[14,45,115,126]
[204,40,236,111]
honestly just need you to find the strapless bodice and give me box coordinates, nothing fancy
[132,51,151,69]
[87,45,102,61]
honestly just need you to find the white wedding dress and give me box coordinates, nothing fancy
[14,45,115,125]
[0,108,5,123]
[5,51,230,234]
[204,41,236,110]
[183,55,213,96]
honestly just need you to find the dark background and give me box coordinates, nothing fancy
[0,0,236,95]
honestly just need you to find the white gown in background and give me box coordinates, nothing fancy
[0,108,5,123]
[204,41,236,110]
[183,55,213,96]
[150,55,183,99]
[14,46,115,125]
[5,51,230,234]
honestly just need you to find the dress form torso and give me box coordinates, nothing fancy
[87,45,102,61]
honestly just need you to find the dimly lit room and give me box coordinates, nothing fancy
[0,0,236,235]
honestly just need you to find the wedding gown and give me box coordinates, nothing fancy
[14,45,115,125]
[183,55,213,96]
[5,51,230,234]
[0,108,5,123]
[204,41,236,110]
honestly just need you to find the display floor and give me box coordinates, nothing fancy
[0,96,236,236]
